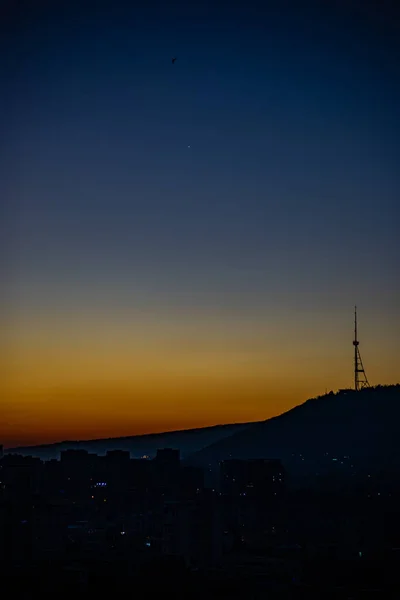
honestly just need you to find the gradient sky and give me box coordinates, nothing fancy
[1,0,399,448]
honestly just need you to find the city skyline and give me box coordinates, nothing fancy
[2,1,399,447]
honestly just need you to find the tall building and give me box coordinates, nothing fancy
[155,448,180,465]
[220,459,286,550]
[220,459,285,499]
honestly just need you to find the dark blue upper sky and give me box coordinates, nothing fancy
[2,0,399,316]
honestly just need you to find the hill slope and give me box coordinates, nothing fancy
[5,421,255,461]
[189,385,400,485]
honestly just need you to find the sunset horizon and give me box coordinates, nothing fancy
[2,1,399,450]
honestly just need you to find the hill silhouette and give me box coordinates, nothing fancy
[7,386,399,485]
[188,385,400,487]
[5,422,254,461]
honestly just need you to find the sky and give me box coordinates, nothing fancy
[1,0,399,448]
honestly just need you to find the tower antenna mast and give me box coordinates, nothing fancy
[353,305,370,391]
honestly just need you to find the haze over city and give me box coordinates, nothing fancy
[2,0,399,448]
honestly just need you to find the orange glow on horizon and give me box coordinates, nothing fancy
[2,308,399,448]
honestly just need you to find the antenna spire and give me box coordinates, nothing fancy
[353,306,370,391]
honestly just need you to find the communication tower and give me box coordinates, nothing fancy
[353,305,370,391]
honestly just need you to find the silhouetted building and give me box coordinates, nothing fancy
[106,449,130,464]
[188,489,222,567]
[153,448,181,497]
[220,458,285,499]
[220,459,286,551]
[1,454,43,497]
[155,448,180,465]
[181,465,204,498]
[60,449,96,465]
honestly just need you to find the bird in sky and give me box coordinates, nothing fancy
[172,57,177,64]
